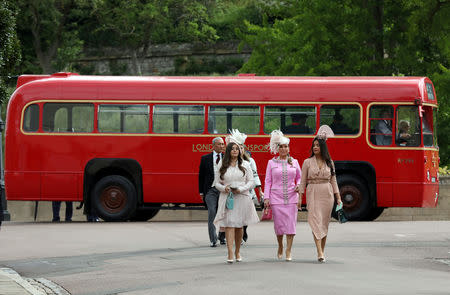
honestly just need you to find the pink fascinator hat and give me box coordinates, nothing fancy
[316,125,334,141]
[269,130,290,154]
[225,129,247,145]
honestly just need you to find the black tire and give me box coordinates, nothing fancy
[365,207,385,221]
[333,174,371,221]
[91,175,137,221]
[129,208,160,221]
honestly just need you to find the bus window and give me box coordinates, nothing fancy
[153,105,203,134]
[208,106,259,134]
[396,106,420,147]
[426,83,435,100]
[43,103,94,132]
[320,105,359,135]
[23,104,39,132]
[369,105,393,146]
[99,104,149,133]
[433,108,438,147]
[422,106,435,147]
[264,106,316,134]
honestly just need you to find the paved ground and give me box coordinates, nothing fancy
[0,221,449,295]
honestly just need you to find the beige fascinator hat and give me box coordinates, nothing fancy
[269,130,290,154]
[225,129,247,145]
[316,125,335,141]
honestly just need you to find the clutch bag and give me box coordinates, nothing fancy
[226,192,234,210]
[335,203,348,223]
[261,208,272,221]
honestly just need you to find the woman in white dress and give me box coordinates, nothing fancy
[214,142,260,263]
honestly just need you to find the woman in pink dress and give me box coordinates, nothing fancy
[263,130,301,261]
[296,125,342,263]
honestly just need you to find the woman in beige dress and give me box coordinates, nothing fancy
[296,125,342,263]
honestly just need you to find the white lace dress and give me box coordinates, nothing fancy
[214,161,260,228]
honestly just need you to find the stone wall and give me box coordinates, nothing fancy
[5,176,450,222]
[77,41,251,76]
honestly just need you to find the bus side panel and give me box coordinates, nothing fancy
[143,173,201,204]
[5,172,41,200]
[376,178,392,207]
[421,183,439,207]
[41,173,79,201]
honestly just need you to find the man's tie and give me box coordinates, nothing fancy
[216,154,220,164]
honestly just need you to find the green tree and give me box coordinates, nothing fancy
[16,0,91,73]
[93,0,217,75]
[238,0,450,164]
[0,0,21,103]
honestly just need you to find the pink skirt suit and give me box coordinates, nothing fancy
[264,157,301,235]
[297,157,339,239]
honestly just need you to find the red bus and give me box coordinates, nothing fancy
[5,73,439,221]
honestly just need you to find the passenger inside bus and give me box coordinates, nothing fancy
[375,109,393,145]
[396,120,411,146]
[329,113,352,134]
[284,114,312,134]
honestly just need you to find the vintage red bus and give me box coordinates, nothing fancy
[5,73,439,221]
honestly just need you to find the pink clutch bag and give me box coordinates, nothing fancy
[261,208,273,221]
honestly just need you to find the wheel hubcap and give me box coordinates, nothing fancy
[100,186,127,213]
[340,185,361,213]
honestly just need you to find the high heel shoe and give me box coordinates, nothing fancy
[227,259,234,264]
[236,256,242,262]
[318,257,325,263]
[277,247,283,260]
[286,251,292,261]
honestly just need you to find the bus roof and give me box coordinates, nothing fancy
[14,73,436,104]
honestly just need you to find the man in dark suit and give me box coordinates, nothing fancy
[199,137,225,247]
[284,113,312,134]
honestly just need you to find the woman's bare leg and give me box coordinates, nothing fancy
[234,227,243,259]
[277,235,283,259]
[225,227,234,260]
[321,235,327,255]
[313,232,324,261]
[286,234,294,259]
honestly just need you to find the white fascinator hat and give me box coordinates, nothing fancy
[269,130,290,154]
[316,125,335,141]
[225,129,247,145]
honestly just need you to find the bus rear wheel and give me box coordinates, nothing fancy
[92,175,137,222]
[335,175,371,221]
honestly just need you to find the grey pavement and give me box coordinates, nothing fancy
[0,221,449,295]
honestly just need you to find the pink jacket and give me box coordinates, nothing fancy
[264,157,301,205]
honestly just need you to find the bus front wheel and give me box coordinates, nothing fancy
[91,175,137,222]
[129,207,160,221]
[335,175,371,221]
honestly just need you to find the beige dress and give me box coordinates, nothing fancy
[298,157,339,239]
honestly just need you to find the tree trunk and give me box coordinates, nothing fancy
[372,0,384,73]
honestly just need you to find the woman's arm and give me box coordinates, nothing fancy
[330,161,342,204]
[214,161,227,192]
[294,159,302,184]
[249,158,262,187]
[296,159,309,207]
[235,163,255,194]
[263,160,273,206]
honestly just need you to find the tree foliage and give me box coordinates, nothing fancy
[16,0,91,74]
[0,0,21,103]
[92,0,218,75]
[239,0,450,165]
